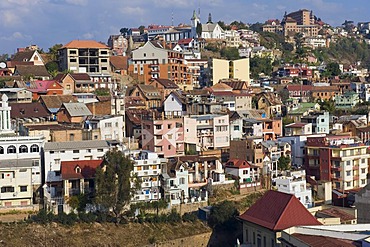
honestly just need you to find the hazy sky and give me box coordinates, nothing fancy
[0,0,369,55]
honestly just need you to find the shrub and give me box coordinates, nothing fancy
[182,212,198,222]
[56,212,78,226]
[78,212,97,223]
[167,209,181,223]
[31,210,55,224]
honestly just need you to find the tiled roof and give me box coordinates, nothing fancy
[61,160,103,180]
[222,80,248,90]
[258,92,282,105]
[10,102,50,119]
[292,233,355,247]
[33,80,62,92]
[110,56,128,70]
[286,84,313,91]
[61,102,92,117]
[62,40,109,49]
[153,78,179,89]
[316,208,356,222]
[210,83,233,92]
[39,95,78,112]
[239,190,321,231]
[137,84,161,100]
[70,73,91,81]
[45,140,109,151]
[178,38,193,45]
[310,86,338,92]
[15,65,50,77]
[11,51,35,62]
[225,159,252,169]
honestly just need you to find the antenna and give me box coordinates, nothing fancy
[198,0,201,20]
[171,9,174,26]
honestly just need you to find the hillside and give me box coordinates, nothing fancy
[0,221,211,247]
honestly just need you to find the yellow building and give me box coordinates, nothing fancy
[210,58,250,85]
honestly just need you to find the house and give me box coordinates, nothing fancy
[85,115,125,142]
[301,111,330,134]
[335,91,360,109]
[149,78,179,100]
[43,140,110,211]
[10,102,51,127]
[56,102,92,124]
[124,150,165,202]
[201,21,225,39]
[15,80,64,101]
[141,115,184,158]
[13,65,50,80]
[38,95,78,118]
[225,159,260,185]
[161,158,189,205]
[61,160,103,199]
[256,92,282,118]
[239,190,321,247]
[230,137,264,168]
[285,122,313,136]
[305,135,370,191]
[85,95,113,116]
[309,85,339,101]
[109,56,128,75]
[58,40,111,77]
[0,88,32,103]
[275,170,312,208]
[129,84,161,109]
[163,91,187,118]
[11,50,45,66]
[54,73,93,94]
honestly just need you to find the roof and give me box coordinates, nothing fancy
[14,65,50,77]
[32,80,63,92]
[0,159,34,168]
[258,92,282,105]
[110,56,128,70]
[286,122,309,128]
[286,84,313,91]
[10,102,50,119]
[291,233,355,247]
[61,102,92,117]
[222,80,248,90]
[45,140,109,151]
[202,23,219,32]
[137,84,161,100]
[61,160,103,180]
[39,95,78,113]
[178,38,193,45]
[225,159,252,169]
[239,190,321,231]
[316,208,356,222]
[62,40,109,49]
[11,50,36,62]
[210,83,233,92]
[153,78,179,89]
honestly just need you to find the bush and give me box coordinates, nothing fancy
[78,212,97,223]
[182,212,198,222]
[208,201,239,230]
[167,209,181,223]
[31,210,54,224]
[56,212,78,226]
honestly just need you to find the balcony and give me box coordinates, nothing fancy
[331,166,342,171]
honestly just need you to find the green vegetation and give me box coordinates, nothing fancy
[278,155,291,171]
[250,57,273,79]
[208,200,239,230]
[95,149,140,222]
[220,47,240,60]
[94,88,111,96]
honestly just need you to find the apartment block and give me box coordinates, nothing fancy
[209,58,250,85]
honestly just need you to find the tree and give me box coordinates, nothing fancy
[319,99,336,114]
[325,62,341,77]
[45,61,59,77]
[217,21,227,30]
[250,57,273,79]
[138,25,145,35]
[196,22,202,38]
[249,22,264,33]
[120,27,129,37]
[95,149,139,222]
[208,200,239,230]
[220,47,239,60]
[48,44,63,61]
[277,155,291,171]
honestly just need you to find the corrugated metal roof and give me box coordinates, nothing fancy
[45,140,109,151]
[63,102,92,117]
[0,159,34,168]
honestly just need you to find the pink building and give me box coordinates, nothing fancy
[141,116,184,158]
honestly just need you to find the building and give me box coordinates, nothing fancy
[0,88,32,103]
[305,135,370,191]
[124,150,165,202]
[183,114,230,153]
[85,115,125,142]
[209,58,250,86]
[107,34,128,56]
[335,91,360,109]
[281,9,320,38]
[225,159,260,184]
[275,170,312,208]
[239,190,321,247]
[141,116,184,158]
[301,111,330,134]
[58,40,111,79]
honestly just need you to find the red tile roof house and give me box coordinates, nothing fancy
[239,190,321,247]
[61,160,103,201]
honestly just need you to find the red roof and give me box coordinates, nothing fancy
[286,123,308,128]
[225,159,252,169]
[292,233,355,247]
[178,38,193,45]
[286,85,313,91]
[239,190,321,231]
[61,160,103,180]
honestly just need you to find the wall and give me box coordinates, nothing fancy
[154,232,212,247]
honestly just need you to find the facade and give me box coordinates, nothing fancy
[225,159,260,184]
[275,170,312,208]
[230,137,264,168]
[86,115,125,142]
[58,40,111,77]
[124,150,165,202]
[141,116,185,158]
[0,88,32,103]
[301,111,330,134]
[335,91,360,109]
[107,35,128,56]
[209,58,250,85]
[183,114,230,153]
[305,135,370,191]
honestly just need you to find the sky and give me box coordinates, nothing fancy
[0,0,369,55]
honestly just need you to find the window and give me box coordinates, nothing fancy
[7,145,16,154]
[70,58,77,63]
[69,133,75,141]
[0,146,3,154]
[30,144,39,153]
[19,145,28,153]
[55,171,61,176]
[234,125,240,131]
[1,186,14,193]
[98,149,103,152]
[105,123,112,128]
[155,125,162,130]
[73,150,79,154]
[180,177,185,184]
[168,134,173,139]
[20,186,27,192]
[362,168,366,174]
[167,124,172,129]
[346,181,351,187]
[32,160,40,167]
[346,160,351,166]
[168,145,171,150]
[346,171,351,176]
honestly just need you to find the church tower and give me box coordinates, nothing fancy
[191,10,200,38]
[0,94,14,134]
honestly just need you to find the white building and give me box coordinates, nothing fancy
[225,159,260,184]
[0,94,45,207]
[86,115,125,142]
[43,140,110,198]
[124,150,166,202]
[275,170,312,208]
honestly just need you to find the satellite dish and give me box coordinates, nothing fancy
[0,62,6,69]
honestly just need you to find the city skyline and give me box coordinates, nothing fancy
[0,0,369,55]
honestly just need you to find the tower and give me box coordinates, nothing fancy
[207,13,213,24]
[191,10,200,38]
[0,94,14,134]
